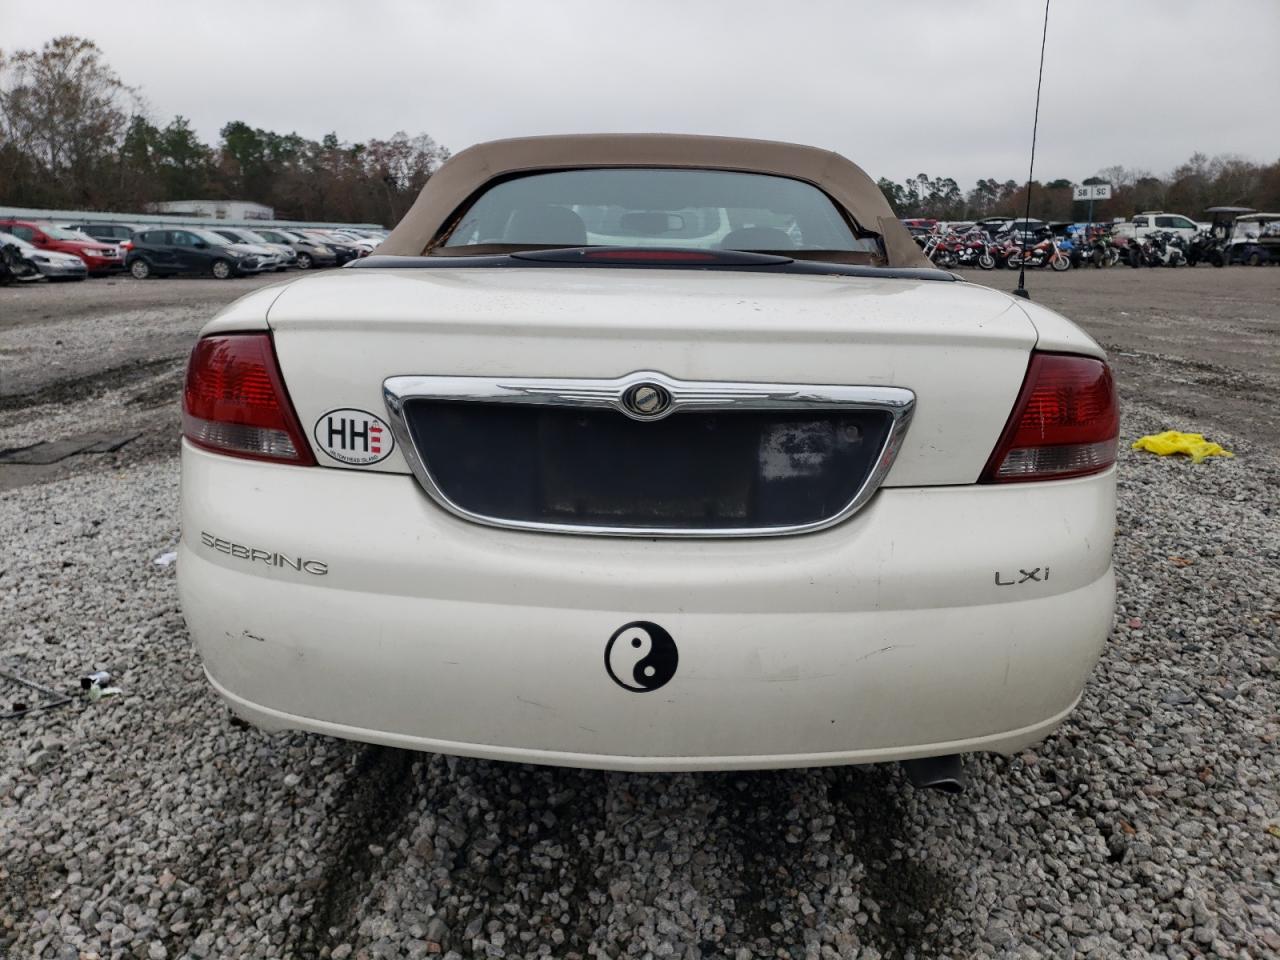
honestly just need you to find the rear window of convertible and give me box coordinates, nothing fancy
[441,168,874,254]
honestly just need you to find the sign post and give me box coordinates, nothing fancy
[1074,183,1113,229]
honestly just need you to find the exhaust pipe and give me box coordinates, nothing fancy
[901,754,966,794]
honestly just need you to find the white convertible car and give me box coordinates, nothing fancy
[178,135,1117,786]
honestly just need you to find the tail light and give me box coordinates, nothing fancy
[981,352,1118,483]
[183,333,314,465]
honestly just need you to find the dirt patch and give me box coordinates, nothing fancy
[0,356,181,412]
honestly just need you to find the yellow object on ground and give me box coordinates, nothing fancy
[1131,431,1234,464]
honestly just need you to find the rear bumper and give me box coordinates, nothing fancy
[178,443,1115,771]
[207,669,1084,772]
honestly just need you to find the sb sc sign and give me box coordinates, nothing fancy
[1073,184,1112,201]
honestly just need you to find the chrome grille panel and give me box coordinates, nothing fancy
[383,371,915,538]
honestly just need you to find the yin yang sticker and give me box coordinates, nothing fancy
[605,621,679,692]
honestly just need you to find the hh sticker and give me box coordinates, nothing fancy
[315,408,394,465]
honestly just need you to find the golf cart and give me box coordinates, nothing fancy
[1187,207,1253,267]
[1227,212,1279,265]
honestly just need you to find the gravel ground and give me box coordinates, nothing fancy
[1,270,1277,959]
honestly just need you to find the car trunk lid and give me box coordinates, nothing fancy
[266,267,1036,489]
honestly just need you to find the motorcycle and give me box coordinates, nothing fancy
[1100,233,1136,267]
[1100,234,1125,267]
[1185,230,1225,267]
[971,237,997,270]
[1076,227,1119,268]
[1006,234,1071,271]
[953,230,997,270]
[1059,234,1084,267]
[1163,234,1188,267]
[1132,231,1186,267]
[921,232,960,269]
[989,231,1024,269]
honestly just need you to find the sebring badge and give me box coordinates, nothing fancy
[621,382,672,420]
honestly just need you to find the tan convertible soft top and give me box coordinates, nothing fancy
[378,133,929,268]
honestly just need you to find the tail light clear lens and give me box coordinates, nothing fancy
[182,334,314,465]
[981,352,1119,483]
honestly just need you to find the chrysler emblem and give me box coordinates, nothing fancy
[622,382,672,419]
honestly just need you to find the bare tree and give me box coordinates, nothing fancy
[0,36,140,205]
[366,132,450,222]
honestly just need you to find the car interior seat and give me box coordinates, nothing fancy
[504,206,588,246]
[718,226,795,250]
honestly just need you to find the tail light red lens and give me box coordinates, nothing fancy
[981,352,1119,483]
[182,333,314,465]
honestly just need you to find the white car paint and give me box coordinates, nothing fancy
[263,270,1056,486]
[180,268,1116,771]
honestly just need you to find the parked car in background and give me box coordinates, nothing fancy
[1110,212,1201,245]
[250,229,338,270]
[1000,218,1051,244]
[209,233,282,272]
[0,230,88,281]
[178,134,1118,783]
[312,229,372,260]
[327,230,382,254]
[975,216,1015,236]
[212,227,296,268]
[0,219,124,275]
[295,229,362,264]
[65,222,145,258]
[126,228,272,279]
[900,217,938,234]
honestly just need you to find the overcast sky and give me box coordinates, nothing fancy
[4,0,1278,188]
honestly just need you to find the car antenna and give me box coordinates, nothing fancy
[1014,0,1051,301]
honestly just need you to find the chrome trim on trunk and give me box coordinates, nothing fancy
[382,371,915,538]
